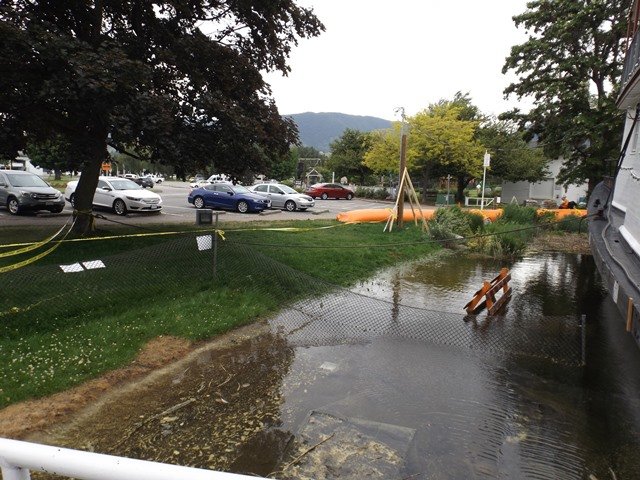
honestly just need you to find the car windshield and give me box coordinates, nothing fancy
[232,185,250,194]
[109,179,142,190]
[279,185,298,194]
[6,173,49,188]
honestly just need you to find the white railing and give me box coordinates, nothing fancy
[464,196,494,208]
[0,438,261,480]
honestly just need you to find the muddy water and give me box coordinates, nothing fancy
[32,252,640,479]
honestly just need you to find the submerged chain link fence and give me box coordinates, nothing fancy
[1,228,585,406]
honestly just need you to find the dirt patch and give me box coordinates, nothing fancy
[527,232,591,255]
[20,321,292,478]
[0,335,193,439]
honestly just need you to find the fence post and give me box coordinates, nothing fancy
[581,314,586,366]
[213,213,219,279]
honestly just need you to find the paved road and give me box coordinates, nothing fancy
[0,181,394,228]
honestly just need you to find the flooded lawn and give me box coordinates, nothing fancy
[30,251,640,479]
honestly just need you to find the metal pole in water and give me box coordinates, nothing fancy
[581,314,586,366]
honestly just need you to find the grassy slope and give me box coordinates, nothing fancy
[1,220,438,407]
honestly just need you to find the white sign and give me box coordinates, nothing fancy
[483,151,491,167]
[60,263,84,273]
[83,260,106,270]
[196,235,213,251]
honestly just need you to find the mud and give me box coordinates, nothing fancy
[22,321,297,478]
[527,231,591,255]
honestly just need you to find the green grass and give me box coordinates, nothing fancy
[1,220,439,407]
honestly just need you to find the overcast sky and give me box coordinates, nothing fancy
[263,0,534,121]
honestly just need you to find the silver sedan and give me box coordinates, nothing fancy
[249,183,315,211]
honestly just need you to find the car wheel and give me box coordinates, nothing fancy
[193,196,205,209]
[7,197,20,215]
[321,193,328,200]
[113,198,127,216]
[285,200,296,212]
[69,193,76,208]
[237,200,249,213]
[346,193,353,200]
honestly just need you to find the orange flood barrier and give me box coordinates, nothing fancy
[336,207,587,224]
[336,208,434,223]
[537,208,587,219]
[336,208,501,223]
[464,268,512,315]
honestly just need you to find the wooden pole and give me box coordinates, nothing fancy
[626,297,634,332]
[397,132,407,229]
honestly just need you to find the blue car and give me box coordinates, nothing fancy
[188,183,271,213]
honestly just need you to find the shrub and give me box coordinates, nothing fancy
[280,178,294,187]
[554,213,584,232]
[427,206,480,242]
[484,221,532,257]
[500,204,538,224]
[355,186,368,198]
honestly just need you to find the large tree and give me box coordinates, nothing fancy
[326,129,372,185]
[409,104,484,202]
[502,0,630,192]
[364,101,485,202]
[0,1,323,232]
[26,136,75,180]
[477,119,548,182]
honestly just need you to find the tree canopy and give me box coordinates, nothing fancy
[0,1,323,230]
[365,100,485,201]
[502,0,630,191]
[477,119,548,182]
[325,129,373,184]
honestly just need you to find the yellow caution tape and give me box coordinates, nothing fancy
[0,222,348,249]
[0,242,62,274]
[0,222,69,258]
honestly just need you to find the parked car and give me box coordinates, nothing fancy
[0,170,66,215]
[134,176,154,188]
[189,174,206,185]
[144,174,163,184]
[123,173,139,180]
[305,183,354,200]
[189,173,230,189]
[249,183,315,211]
[188,183,270,213]
[65,176,162,215]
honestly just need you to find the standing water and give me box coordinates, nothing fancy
[34,252,640,479]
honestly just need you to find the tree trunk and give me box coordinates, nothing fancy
[456,175,467,204]
[72,135,108,235]
[54,169,62,181]
[420,167,431,204]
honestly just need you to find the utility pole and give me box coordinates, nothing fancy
[395,107,408,228]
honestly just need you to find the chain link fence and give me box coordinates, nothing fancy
[1,227,585,407]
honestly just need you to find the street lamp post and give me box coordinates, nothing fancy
[481,151,490,211]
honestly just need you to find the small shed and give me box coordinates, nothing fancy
[305,168,323,185]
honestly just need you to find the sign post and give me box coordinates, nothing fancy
[481,151,490,211]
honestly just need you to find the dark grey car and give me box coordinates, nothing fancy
[0,170,66,215]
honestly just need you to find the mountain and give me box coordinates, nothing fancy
[287,112,392,153]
